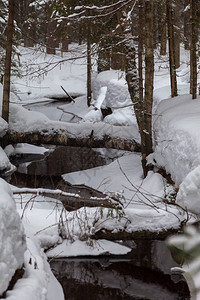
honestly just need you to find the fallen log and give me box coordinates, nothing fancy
[1,131,141,152]
[92,227,181,241]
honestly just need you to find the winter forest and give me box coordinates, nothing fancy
[1,0,200,299]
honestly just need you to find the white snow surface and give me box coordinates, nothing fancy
[92,70,125,100]
[153,95,200,186]
[0,117,8,137]
[47,239,131,258]
[0,178,26,296]
[105,78,132,109]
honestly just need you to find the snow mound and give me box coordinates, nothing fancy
[0,178,26,296]
[177,166,200,214]
[92,70,125,100]
[104,107,136,126]
[105,79,131,108]
[9,104,50,132]
[153,95,200,185]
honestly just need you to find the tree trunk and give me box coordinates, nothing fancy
[138,0,144,104]
[190,0,197,99]
[61,20,69,55]
[160,1,167,56]
[143,0,154,176]
[46,19,57,55]
[2,0,15,122]
[184,0,190,50]
[87,11,92,107]
[174,0,180,69]
[166,0,178,98]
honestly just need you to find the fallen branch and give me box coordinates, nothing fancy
[12,187,116,210]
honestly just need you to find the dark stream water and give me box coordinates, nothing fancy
[10,145,190,299]
[50,240,190,300]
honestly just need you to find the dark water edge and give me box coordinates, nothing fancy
[10,146,128,177]
[50,240,190,300]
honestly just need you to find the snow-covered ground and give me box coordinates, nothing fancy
[0,44,199,298]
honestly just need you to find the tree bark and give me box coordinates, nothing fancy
[2,132,141,153]
[184,0,190,50]
[142,0,154,177]
[174,0,180,69]
[166,0,178,97]
[2,0,15,122]
[190,0,197,99]
[87,10,92,107]
[46,19,57,55]
[159,1,167,56]
[138,0,144,104]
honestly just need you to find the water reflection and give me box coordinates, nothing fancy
[11,146,127,176]
[50,240,190,300]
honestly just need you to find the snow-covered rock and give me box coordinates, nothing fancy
[0,178,26,296]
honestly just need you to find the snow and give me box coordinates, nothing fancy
[47,239,131,258]
[153,95,200,186]
[62,153,184,232]
[0,117,8,137]
[92,70,125,100]
[0,178,26,296]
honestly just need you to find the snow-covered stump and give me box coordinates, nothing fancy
[0,178,26,296]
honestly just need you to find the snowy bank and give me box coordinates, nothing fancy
[153,95,200,185]
[0,178,26,296]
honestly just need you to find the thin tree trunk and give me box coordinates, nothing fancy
[138,0,144,104]
[61,20,69,56]
[166,0,178,97]
[184,0,190,50]
[143,0,154,176]
[190,0,197,99]
[174,0,180,69]
[2,0,15,122]
[160,1,167,56]
[87,11,92,107]
[46,19,57,55]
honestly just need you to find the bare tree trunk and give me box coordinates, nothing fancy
[87,11,92,107]
[184,0,190,50]
[190,0,197,99]
[166,0,178,97]
[61,20,69,56]
[2,0,14,122]
[138,0,144,104]
[160,0,167,56]
[174,0,180,69]
[143,0,154,176]
[46,19,57,55]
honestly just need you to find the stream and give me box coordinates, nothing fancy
[9,144,190,299]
